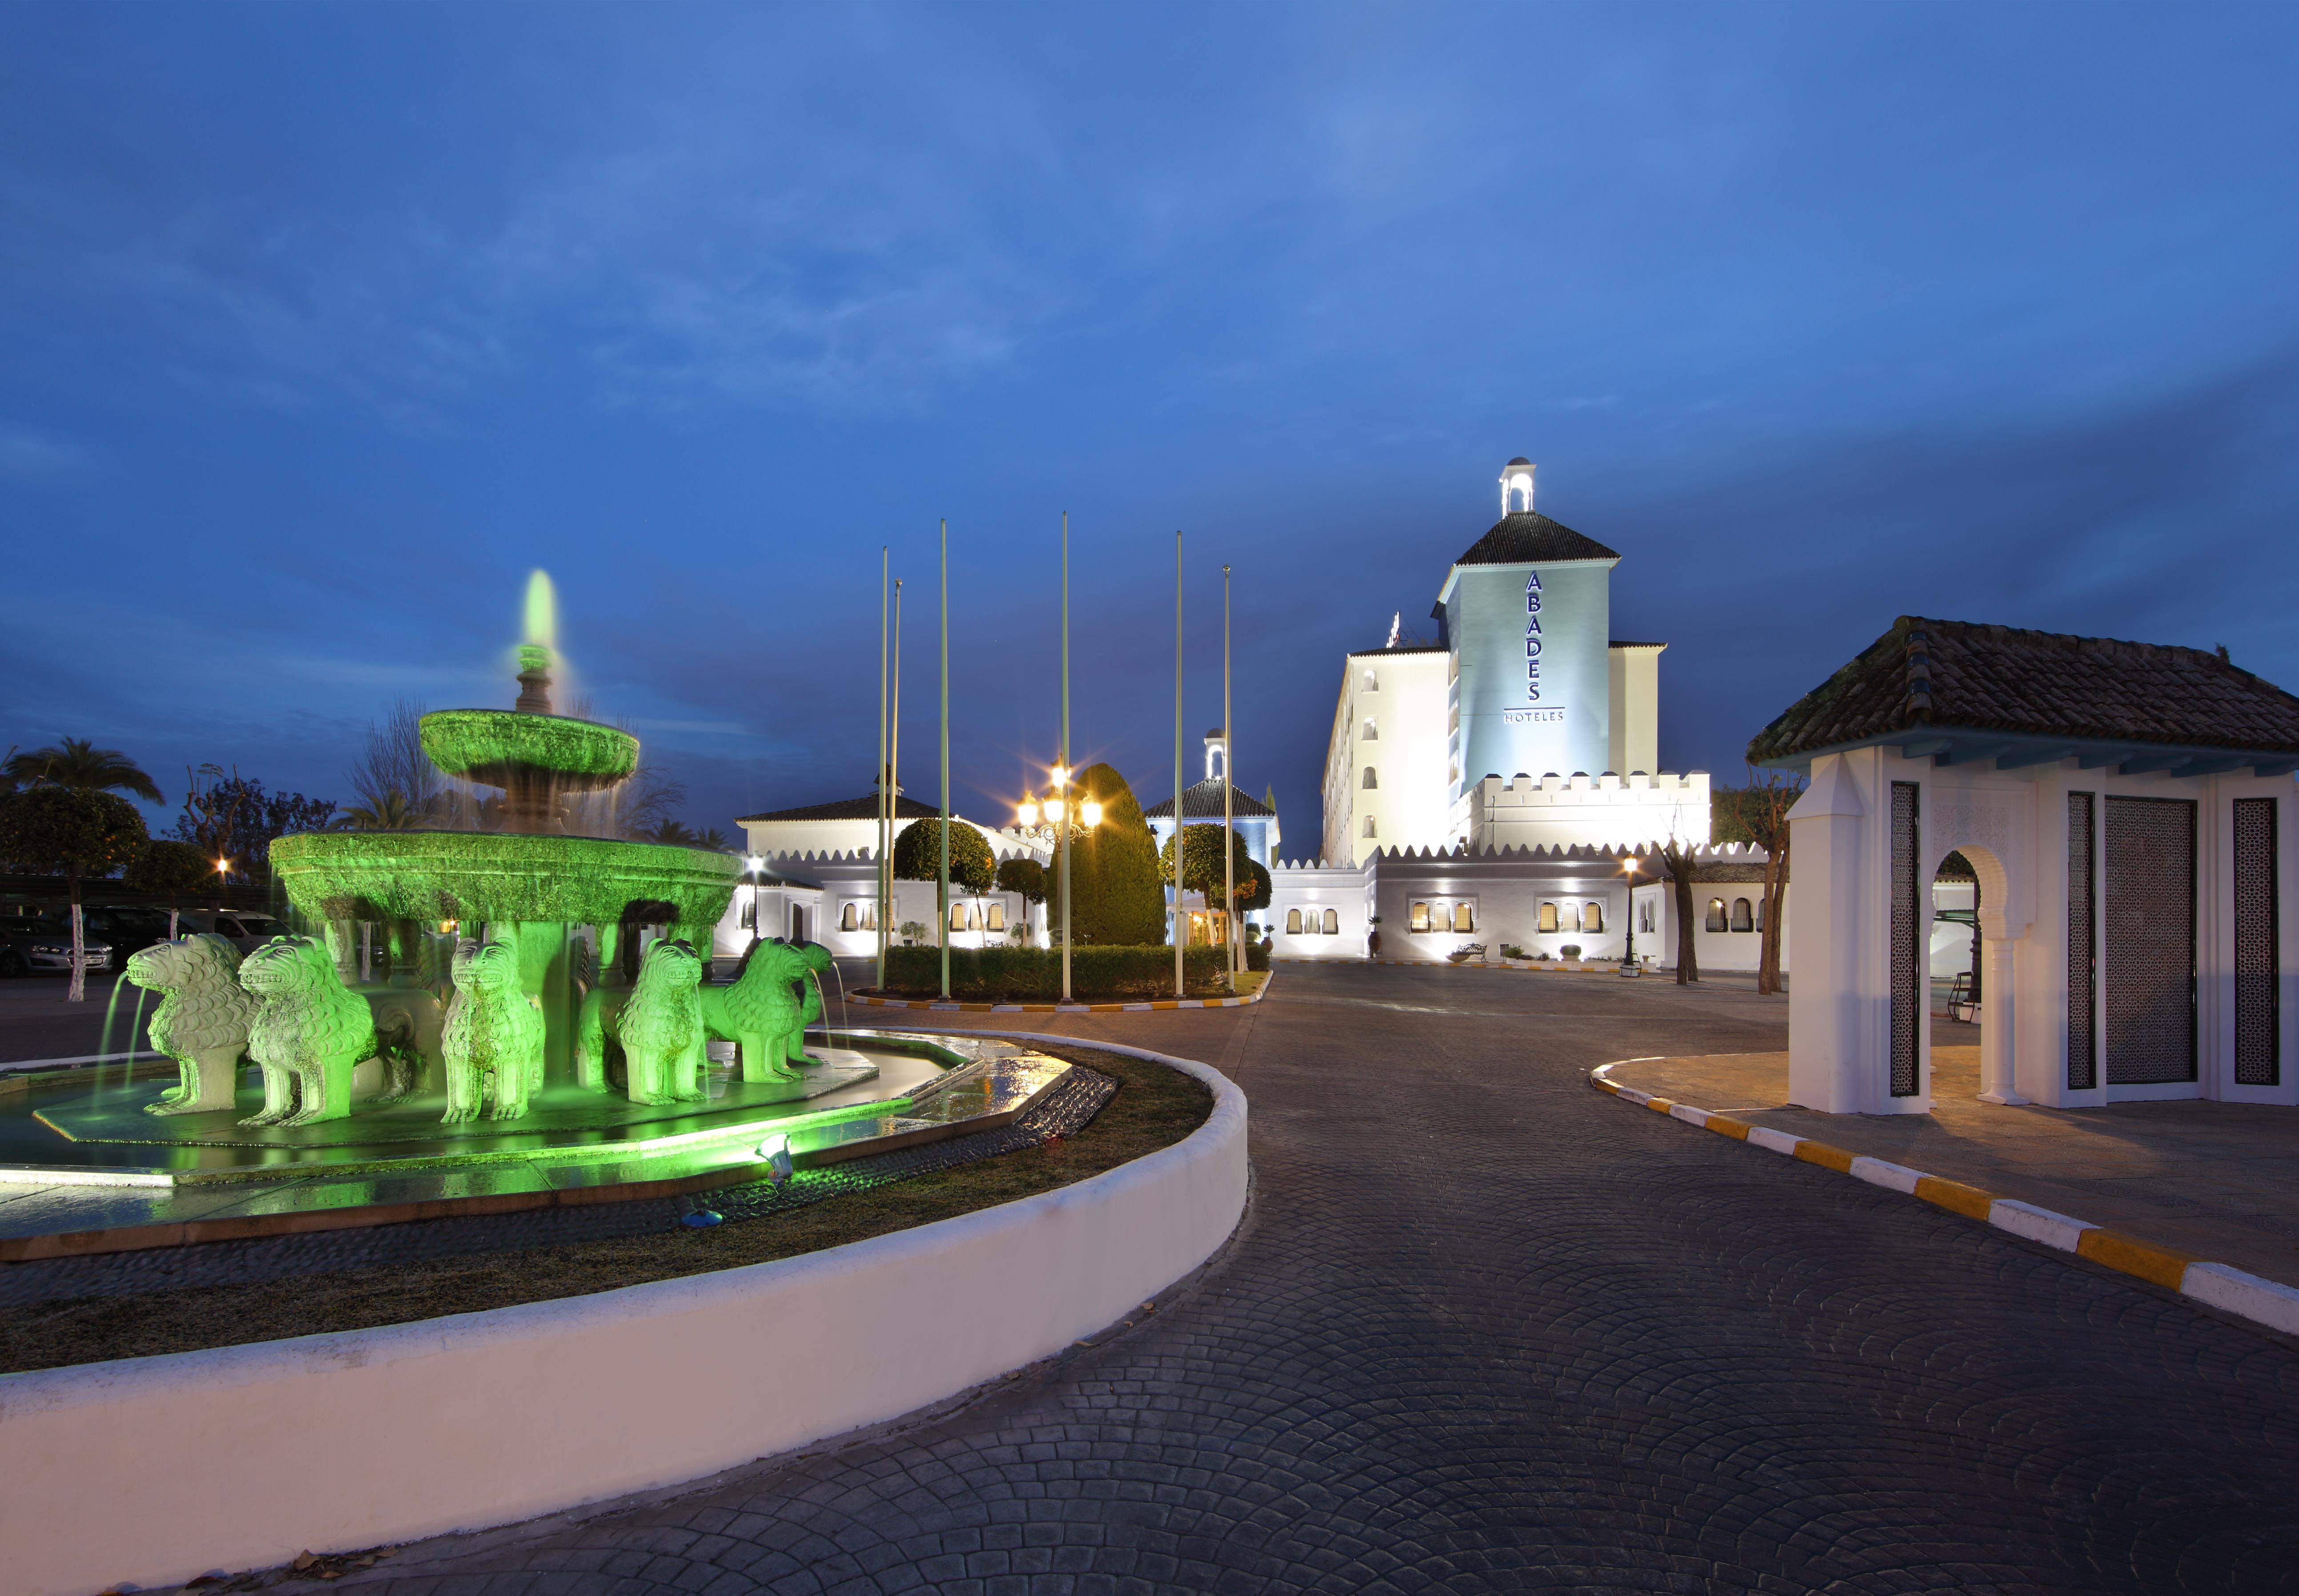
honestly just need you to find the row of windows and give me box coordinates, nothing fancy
[1411,903,1476,933]
[1538,901,1604,933]
[1705,897,1763,933]
[1286,908,1344,935]
[831,902,1012,932]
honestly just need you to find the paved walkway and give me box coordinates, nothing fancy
[266,968,2299,1592]
[1608,1047,2299,1292]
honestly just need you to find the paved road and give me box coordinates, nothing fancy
[339,964,2299,1593]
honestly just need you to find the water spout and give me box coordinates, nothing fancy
[523,569,557,650]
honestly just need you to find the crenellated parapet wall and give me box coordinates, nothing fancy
[1466,768,1712,854]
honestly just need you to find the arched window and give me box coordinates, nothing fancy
[1362,768,1378,789]
[1363,670,1378,692]
[739,901,756,930]
[1583,901,1603,933]
[950,903,968,931]
[1755,898,1767,931]
[1363,719,1378,740]
[1731,897,1754,932]
[1323,908,1339,934]
[987,903,1005,932]
[1363,816,1377,838]
[1452,903,1474,933]
[840,902,858,932]
[1286,908,1303,935]
[1705,898,1727,933]
[1410,901,1431,932]
[1639,899,1655,933]
[1539,902,1559,933]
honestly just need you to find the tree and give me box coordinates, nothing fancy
[1657,837,1702,986]
[5,738,163,804]
[0,786,148,1000]
[124,839,218,937]
[894,817,996,937]
[996,857,1047,904]
[171,765,336,881]
[1058,764,1165,945]
[1713,768,1805,995]
[696,827,733,852]
[1159,824,1259,908]
[345,700,440,824]
[633,819,701,846]
[338,789,427,831]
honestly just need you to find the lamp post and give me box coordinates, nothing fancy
[1016,772,1100,1004]
[1620,856,1642,977]
[744,855,766,951]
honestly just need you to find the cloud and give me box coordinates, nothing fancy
[0,422,96,480]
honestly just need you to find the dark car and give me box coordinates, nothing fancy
[80,906,175,961]
[0,917,115,978]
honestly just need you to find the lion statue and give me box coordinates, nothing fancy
[442,939,546,1123]
[700,938,832,1083]
[126,934,259,1116]
[577,938,706,1106]
[237,936,378,1128]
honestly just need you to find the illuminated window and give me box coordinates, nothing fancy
[1363,816,1377,838]
[1363,719,1378,740]
[840,903,858,932]
[739,901,756,930]
[1323,908,1339,934]
[1706,898,1727,933]
[1362,768,1378,789]
[1731,897,1754,933]
[1583,902,1603,933]
[1452,903,1474,933]
[1286,908,1302,935]
[950,903,968,931]
[987,903,1005,931]
[1410,901,1431,932]
[1639,899,1655,933]
[1539,902,1559,932]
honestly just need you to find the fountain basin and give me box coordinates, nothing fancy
[419,708,638,792]
[270,829,736,928]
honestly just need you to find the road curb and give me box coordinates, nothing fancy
[843,972,1271,1015]
[1588,1059,2299,1340]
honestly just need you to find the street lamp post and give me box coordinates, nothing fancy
[1621,856,1642,976]
[744,855,766,951]
[1017,771,1100,1004]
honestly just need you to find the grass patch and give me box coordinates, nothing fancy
[0,1046,1213,1374]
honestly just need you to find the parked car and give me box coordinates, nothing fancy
[79,906,176,961]
[174,909,296,954]
[0,918,114,978]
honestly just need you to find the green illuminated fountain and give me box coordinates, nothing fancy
[270,572,740,1089]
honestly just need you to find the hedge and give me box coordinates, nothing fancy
[882,944,1230,1000]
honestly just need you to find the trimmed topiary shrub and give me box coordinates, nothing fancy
[1058,764,1165,946]
[883,944,1228,1000]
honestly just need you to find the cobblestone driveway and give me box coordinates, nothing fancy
[351,964,2299,1595]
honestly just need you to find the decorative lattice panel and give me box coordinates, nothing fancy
[2235,797,2279,1088]
[1890,781,1922,1097]
[2067,792,2097,1091]
[2105,796,2196,1086]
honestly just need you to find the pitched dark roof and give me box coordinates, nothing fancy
[738,792,940,824]
[1142,777,1276,821]
[1747,616,2299,764]
[1453,511,1619,567]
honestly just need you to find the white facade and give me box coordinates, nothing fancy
[1467,771,1710,854]
[709,849,1048,964]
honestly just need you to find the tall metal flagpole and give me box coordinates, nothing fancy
[1223,564,1236,983]
[877,545,889,991]
[1060,511,1073,1005]
[939,518,951,1002]
[891,580,902,962]
[1173,530,1185,1000]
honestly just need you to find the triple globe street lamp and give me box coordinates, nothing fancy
[1016,764,1101,1004]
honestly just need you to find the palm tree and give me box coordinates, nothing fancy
[632,818,700,846]
[695,827,733,852]
[4,738,162,804]
[337,789,427,831]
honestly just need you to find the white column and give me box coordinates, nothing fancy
[1787,754,1869,1113]
[1976,931,2030,1104]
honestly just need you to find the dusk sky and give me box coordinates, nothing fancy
[5,4,2296,852]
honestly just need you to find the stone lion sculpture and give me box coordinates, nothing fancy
[238,936,378,1128]
[442,939,545,1123]
[577,938,706,1105]
[700,938,832,1083]
[126,934,259,1116]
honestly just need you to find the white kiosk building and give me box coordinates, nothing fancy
[1757,617,2299,1114]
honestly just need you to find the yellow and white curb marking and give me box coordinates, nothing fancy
[1590,1059,2299,1340]
[844,974,1270,1016]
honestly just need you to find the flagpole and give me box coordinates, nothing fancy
[877,545,889,992]
[891,580,902,963]
[1223,563,1236,984]
[1173,529,1185,1000]
[939,518,951,1002]
[1060,511,1073,1005]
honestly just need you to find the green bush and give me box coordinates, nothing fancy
[1245,937,1270,972]
[883,944,1229,1000]
[1056,764,1167,946]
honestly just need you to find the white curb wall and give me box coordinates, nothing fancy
[0,1048,1248,1596]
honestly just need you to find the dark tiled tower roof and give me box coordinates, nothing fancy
[1452,512,1619,567]
[1142,777,1276,821]
[1747,616,2299,763]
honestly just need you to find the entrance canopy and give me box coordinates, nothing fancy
[1752,617,2299,1115]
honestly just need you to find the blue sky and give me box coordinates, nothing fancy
[4,3,2297,852]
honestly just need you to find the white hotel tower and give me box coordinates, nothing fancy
[1319,459,1707,865]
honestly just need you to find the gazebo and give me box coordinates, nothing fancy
[1751,617,2299,1114]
